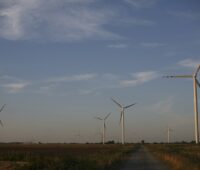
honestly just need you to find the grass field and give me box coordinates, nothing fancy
[146,143,200,170]
[0,143,136,170]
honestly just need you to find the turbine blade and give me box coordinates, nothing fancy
[104,122,106,129]
[111,98,122,108]
[0,104,6,113]
[104,112,111,120]
[124,103,137,109]
[163,75,193,78]
[196,79,200,88]
[94,117,102,120]
[0,120,3,127]
[194,64,200,77]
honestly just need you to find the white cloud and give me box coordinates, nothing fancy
[0,0,118,41]
[107,43,128,48]
[0,75,22,82]
[0,75,30,93]
[151,97,174,114]
[2,82,29,93]
[125,18,155,26]
[178,59,200,68]
[124,0,160,8]
[169,11,200,20]
[36,84,58,95]
[114,18,155,26]
[78,89,95,95]
[120,71,159,87]
[140,42,165,47]
[46,73,97,83]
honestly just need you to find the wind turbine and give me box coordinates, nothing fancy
[94,113,111,144]
[111,98,136,145]
[93,129,103,143]
[74,129,82,143]
[0,104,6,127]
[164,64,200,144]
[167,127,173,144]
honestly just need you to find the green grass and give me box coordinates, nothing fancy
[146,144,200,170]
[0,143,136,170]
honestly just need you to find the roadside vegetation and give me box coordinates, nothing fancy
[0,143,137,170]
[146,143,200,170]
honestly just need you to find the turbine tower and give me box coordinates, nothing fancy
[167,127,173,144]
[111,98,136,145]
[164,64,200,144]
[0,104,6,127]
[94,113,111,144]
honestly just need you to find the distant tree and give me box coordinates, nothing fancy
[106,140,115,144]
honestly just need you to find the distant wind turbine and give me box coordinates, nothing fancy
[0,104,6,127]
[164,64,200,144]
[167,127,173,144]
[111,98,136,145]
[75,129,82,143]
[94,113,111,144]
[93,129,103,143]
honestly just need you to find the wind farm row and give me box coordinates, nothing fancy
[94,98,136,145]
[93,64,200,145]
[0,65,199,145]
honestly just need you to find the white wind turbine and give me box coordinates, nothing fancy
[0,104,6,127]
[167,127,173,144]
[111,98,136,145]
[164,64,200,144]
[94,113,111,144]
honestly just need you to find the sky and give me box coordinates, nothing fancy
[0,0,200,143]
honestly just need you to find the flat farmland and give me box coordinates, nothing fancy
[0,143,136,170]
[146,144,200,170]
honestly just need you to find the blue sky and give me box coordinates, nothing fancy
[0,0,200,143]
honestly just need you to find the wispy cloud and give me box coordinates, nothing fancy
[120,71,159,87]
[124,0,160,8]
[150,97,174,114]
[0,75,30,93]
[125,18,155,26]
[0,0,118,41]
[140,42,166,48]
[2,82,29,93]
[46,73,98,83]
[35,84,58,95]
[0,75,25,82]
[115,18,155,26]
[107,43,128,48]
[178,58,200,68]
[0,71,160,95]
[169,11,200,20]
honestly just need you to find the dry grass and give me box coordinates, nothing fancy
[146,144,200,170]
[0,143,136,170]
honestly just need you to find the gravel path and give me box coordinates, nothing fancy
[121,146,170,170]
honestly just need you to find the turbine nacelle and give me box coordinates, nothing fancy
[111,98,136,110]
[94,112,111,121]
[194,64,200,78]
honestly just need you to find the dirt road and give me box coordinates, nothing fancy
[121,146,170,170]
